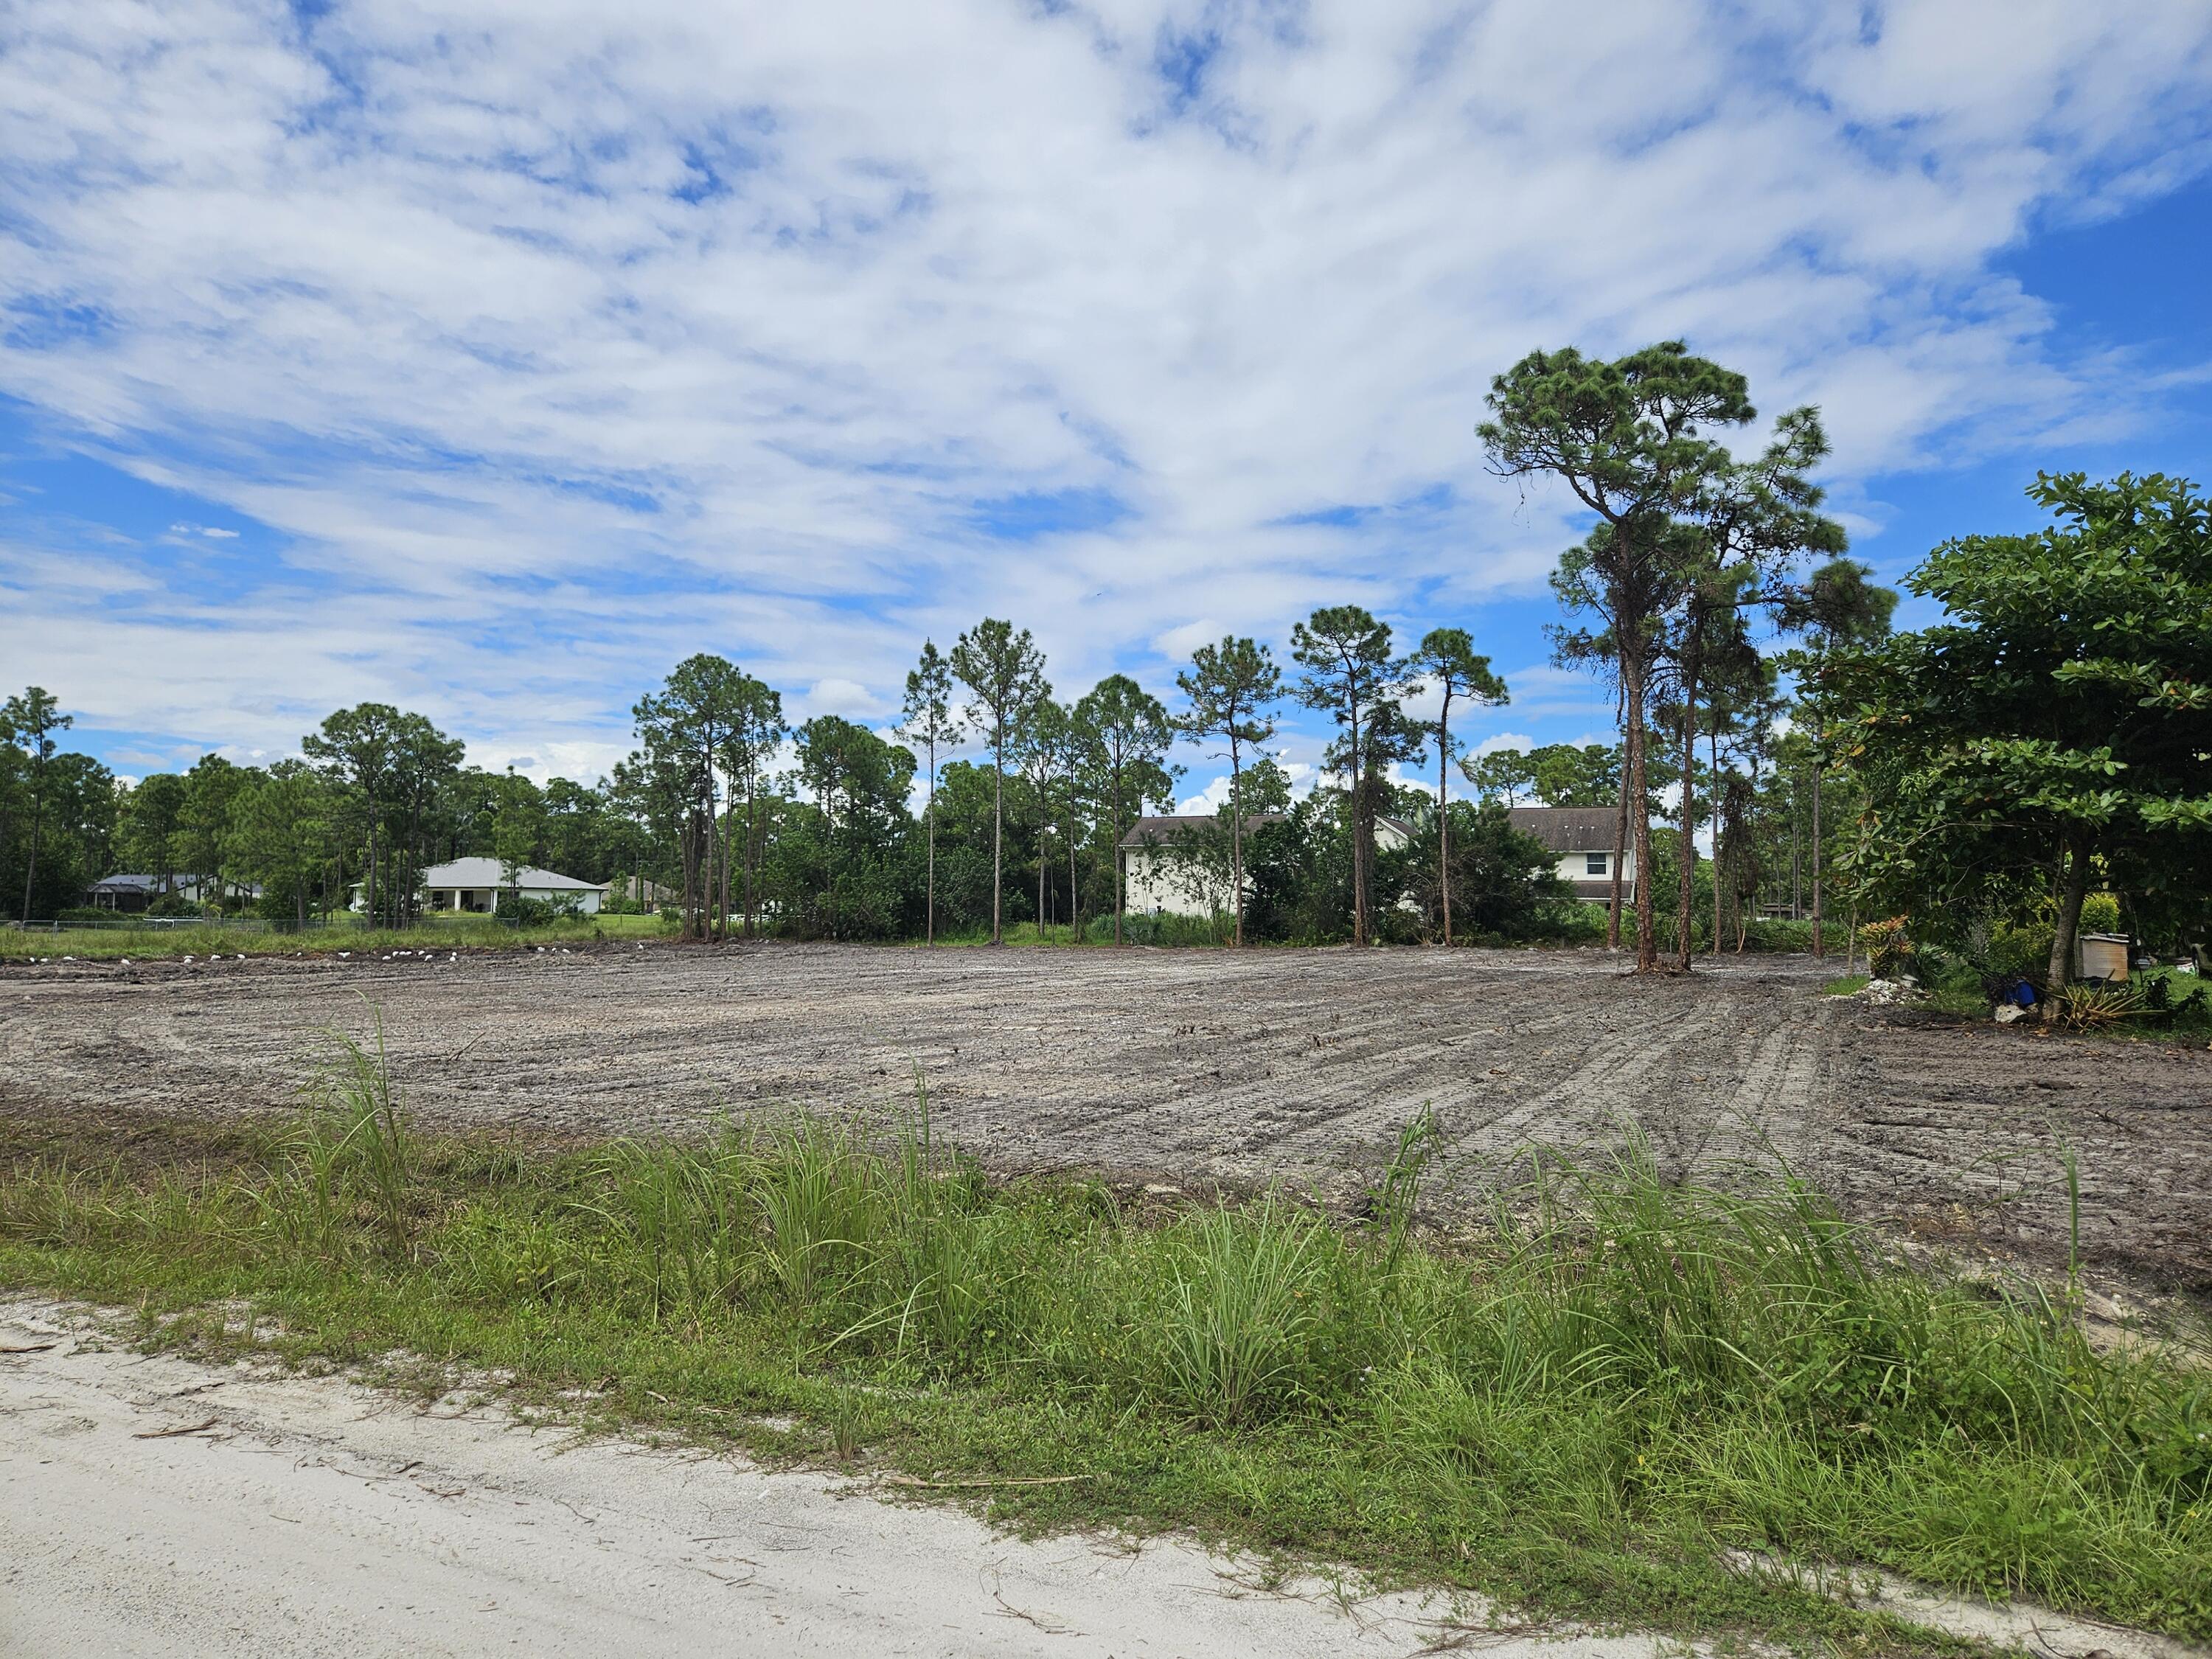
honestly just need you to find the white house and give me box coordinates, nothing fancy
[1117,813,1415,918]
[391,857,608,915]
[1506,806,1636,904]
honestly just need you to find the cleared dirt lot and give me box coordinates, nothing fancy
[5,942,2211,1290]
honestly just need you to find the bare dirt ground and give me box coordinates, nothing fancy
[5,942,2211,1291]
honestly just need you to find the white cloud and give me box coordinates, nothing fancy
[1472,731,1534,759]
[1152,619,1225,664]
[2,0,2209,774]
[801,678,885,720]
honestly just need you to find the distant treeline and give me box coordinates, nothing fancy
[10,342,2202,981]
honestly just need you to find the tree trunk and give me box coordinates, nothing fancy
[1112,759,1124,946]
[1623,653,1658,971]
[1676,655,1698,973]
[1607,767,1626,949]
[681,811,699,940]
[2042,830,2093,1023]
[925,745,937,947]
[745,776,759,939]
[21,793,41,924]
[990,716,1004,945]
[1347,698,1367,947]
[1790,802,1801,919]
[1809,726,1825,958]
[1738,753,1761,955]
[1436,714,1453,947]
[1229,737,1245,948]
[720,766,736,945]
[1710,728,1723,959]
[1068,795,1080,947]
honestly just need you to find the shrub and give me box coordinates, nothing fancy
[2080,892,2124,936]
[1987,919,2056,982]
[1860,916,1914,978]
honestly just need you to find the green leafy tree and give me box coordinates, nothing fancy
[1411,627,1508,944]
[1822,472,2212,1010]
[1464,746,1537,806]
[491,769,546,910]
[303,704,401,925]
[776,716,918,939]
[173,754,255,911]
[719,672,786,939]
[116,773,187,897]
[1175,636,1282,947]
[1073,675,1177,944]
[899,641,957,945]
[1481,342,1756,970]
[386,714,465,926]
[1529,742,1622,807]
[1662,406,1846,968]
[3,687,72,922]
[227,762,337,926]
[635,655,760,939]
[1776,557,1897,956]
[1018,692,1066,937]
[669,654,755,939]
[1290,607,1404,946]
[1403,800,1573,941]
[948,619,1046,945]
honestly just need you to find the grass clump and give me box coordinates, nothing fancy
[4,1055,2210,1648]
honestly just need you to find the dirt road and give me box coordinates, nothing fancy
[5,943,2211,1287]
[3,1299,2194,1659]
[0,1301,1475,1658]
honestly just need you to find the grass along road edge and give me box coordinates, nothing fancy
[3,1044,2208,1652]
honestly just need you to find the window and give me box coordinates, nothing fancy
[1585,852,1607,875]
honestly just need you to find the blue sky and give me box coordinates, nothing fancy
[4,1,2211,807]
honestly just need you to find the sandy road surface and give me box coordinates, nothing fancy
[0,1301,1486,1658]
[5,943,2211,1286]
[4,1301,2198,1659]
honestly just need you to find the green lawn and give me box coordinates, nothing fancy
[1,909,672,961]
[5,1054,2208,1653]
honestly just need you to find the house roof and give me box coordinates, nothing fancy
[1508,805,1621,853]
[1117,813,1284,849]
[88,874,159,891]
[419,857,605,891]
[1119,812,1417,849]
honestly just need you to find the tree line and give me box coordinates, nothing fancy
[9,343,2201,975]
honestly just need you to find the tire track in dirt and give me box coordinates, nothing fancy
[8,945,2211,1289]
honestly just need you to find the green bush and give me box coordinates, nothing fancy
[1987,919,2056,981]
[2080,893,2123,936]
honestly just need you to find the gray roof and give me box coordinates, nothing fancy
[1118,813,1284,849]
[1508,805,1621,853]
[420,858,605,891]
[89,874,159,891]
[1119,811,1416,848]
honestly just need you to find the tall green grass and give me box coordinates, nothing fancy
[4,1063,2209,1644]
